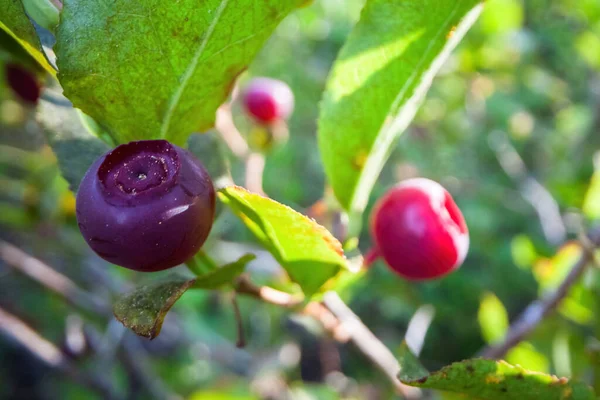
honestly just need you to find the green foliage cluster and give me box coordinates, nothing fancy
[1,0,600,399]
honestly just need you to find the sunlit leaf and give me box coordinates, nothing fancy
[506,342,550,374]
[218,186,350,297]
[478,292,508,345]
[318,0,482,218]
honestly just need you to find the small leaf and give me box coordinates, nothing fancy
[318,0,482,215]
[37,96,110,192]
[478,292,509,345]
[397,343,595,400]
[113,277,196,339]
[218,186,349,297]
[55,0,305,145]
[583,168,600,220]
[0,0,56,75]
[22,0,60,33]
[194,254,255,289]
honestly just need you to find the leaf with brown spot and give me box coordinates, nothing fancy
[113,277,196,339]
[396,343,595,400]
[218,186,351,298]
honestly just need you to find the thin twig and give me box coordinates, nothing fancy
[0,241,177,399]
[479,244,593,359]
[216,103,249,158]
[245,152,266,196]
[0,307,121,399]
[235,275,303,308]
[0,240,109,314]
[488,131,566,246]
[235,276,420,398]
[232,294,246,348]
[323,292,421,399]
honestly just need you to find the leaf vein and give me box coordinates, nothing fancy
[159,0,230,138]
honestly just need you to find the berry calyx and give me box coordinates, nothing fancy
[5,64,41,104]
[242,77,294,125]
[76,140,215,272]
[368,178,469,281]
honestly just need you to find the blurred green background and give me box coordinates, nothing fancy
[1,0,600,398]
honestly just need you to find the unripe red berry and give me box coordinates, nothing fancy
[5,63,41,104]
[76,140,215,272]
[369,178,469,281]
[242,77,294,124]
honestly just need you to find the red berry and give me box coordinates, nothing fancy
[242,77,294,124]
[369,178,469,281]
[5,63,41,104]
[76,140,215,272]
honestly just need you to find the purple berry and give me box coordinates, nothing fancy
[5,63,41,104]
[76,140,215,272]
[242,77,294,124]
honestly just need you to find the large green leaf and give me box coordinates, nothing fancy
[114,276,196,339]
[0,0,56,76]
[397,344,595,400]
[318,0,482,216]
[55,0,304,145]
[218,186,350,297]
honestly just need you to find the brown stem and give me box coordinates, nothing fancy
[232,294,246,348]
[235,276,419,398]
[245,152,266,196]
[479,244,593,359]
[0,241,177,399]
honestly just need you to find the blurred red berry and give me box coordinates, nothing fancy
[242,77,294,124]
[369,178,469,281]
[5,63,41,104]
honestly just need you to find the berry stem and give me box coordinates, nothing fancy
[185,250,218,276]
[231,294,246,348]
[363,247,381,269]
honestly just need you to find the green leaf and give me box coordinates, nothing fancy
[583,168,600,220]
[0,0,56,76]
[397,344,595,400]
[113,276,196,339]
[218,186,350,297]
[318,0,482,215]
[22,0,60,33]
[193,254,255,289]
[55,0,305,145]
[37,96,110,193]
[478,292,509,345]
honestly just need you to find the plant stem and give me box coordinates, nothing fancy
[186,250,218,276]
[478,243,594,359]
[363,247,380,268]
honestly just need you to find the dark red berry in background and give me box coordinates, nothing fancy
[5,63,41,104]
[76,140,215,272]
[369,178,469,281]
[242,77,294,124]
